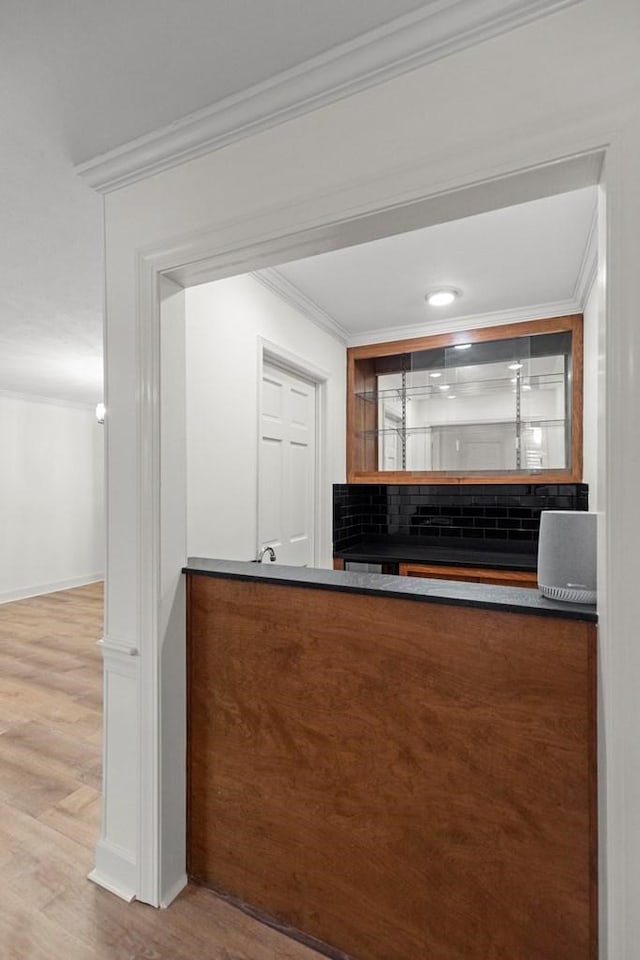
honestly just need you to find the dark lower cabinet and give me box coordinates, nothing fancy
[399,561,538,588]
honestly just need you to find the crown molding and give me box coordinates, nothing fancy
[76,0,583,193]
[0,387,97,410]
[252,269,585,348]
[252,268,348,343]
[573,201,598,307]
[346,298,582,346]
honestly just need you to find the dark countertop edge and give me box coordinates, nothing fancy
[334,547,537,571]
[182,559,597,623]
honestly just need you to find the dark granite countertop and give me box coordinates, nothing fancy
[183,557,597,623]
[335,538,538,570]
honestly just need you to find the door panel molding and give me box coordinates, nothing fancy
[257,339,329,568]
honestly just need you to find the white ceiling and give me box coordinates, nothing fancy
[0,1,591,405]
[269,187,597,343]
[3,0,432,164]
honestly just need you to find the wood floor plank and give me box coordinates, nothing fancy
[0,720,100,780]
[38,786,102,850]
[0,884,101,960]
[0,582,324,960]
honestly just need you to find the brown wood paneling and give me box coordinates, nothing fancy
[349,469,582,485]
[332,558,345,570]
[399,561,538,587]
[187,574,597,960]
[347,354,377,477]
[571,312,584,480]
[347,315,583,361]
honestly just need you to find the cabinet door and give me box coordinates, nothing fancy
[399,563,538,588]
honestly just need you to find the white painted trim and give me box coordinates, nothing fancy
[157,277,187,913]
[163,149,604,292]
[101,193,112,655]
[0,387,98,410]
[76,0,583,192]
[253,262,587,347]
[0,574,104,606]
[93,635,139,906]
[253,271,592,350]
[574,202,599,308]
[89,840,137,902]
[136,254,162,907]
[346,298,583,346]
[88,870,136,903]
[259,336,333,386]
[98,635,139,659]
[257,337,331,569]
[160,873,188,909]
[252,268,347,344]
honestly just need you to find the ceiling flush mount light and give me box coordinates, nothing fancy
[425,287,461,307]
[429,371,442,378]
[96,402,106,424]
[439,384,451,391]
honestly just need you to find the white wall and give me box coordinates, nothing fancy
[0,392,104,602]
[185,274,345,568]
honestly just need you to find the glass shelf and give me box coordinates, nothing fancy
[355,371,564,403]
[360,418,565,437]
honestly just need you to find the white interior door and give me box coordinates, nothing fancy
[258,360,316,566]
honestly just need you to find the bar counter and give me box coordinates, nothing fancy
[183,556,597,622]
[184,558,597,960]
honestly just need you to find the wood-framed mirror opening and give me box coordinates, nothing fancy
[347,314,583,484]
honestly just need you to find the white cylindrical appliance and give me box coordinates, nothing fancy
[537,510,597,604]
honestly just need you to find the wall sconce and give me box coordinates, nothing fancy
[96,402,106,424]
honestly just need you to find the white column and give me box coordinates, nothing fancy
[600,105,640,959]
[89,240,141,902]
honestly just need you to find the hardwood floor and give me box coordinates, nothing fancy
[0,583,322,960]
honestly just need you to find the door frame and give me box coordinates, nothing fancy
[140,149,608,905]
[257,337,330,568]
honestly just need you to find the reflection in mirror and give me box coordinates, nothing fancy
[374,331,572,474]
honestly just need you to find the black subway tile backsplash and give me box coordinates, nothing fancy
[333,482,588,553]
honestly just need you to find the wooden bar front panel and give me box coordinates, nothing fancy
[187,575,596,960]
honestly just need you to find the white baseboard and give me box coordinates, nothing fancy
[89,839,137,902]
[88,868,136,903]
[0,573,104,605]
[160,873,188,908]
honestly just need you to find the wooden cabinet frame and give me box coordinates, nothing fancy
[347,314,583,484]
[399,562,538,587]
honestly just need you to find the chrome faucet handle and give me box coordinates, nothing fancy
[256,545,277,563]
